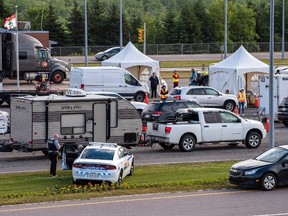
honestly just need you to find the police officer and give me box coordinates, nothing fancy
[47,134,61,177]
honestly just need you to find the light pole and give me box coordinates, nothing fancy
[224,0,227,59]
[282,0,285,60]
[84,0,88,66]
[120,0,123,49]
[269,0,274,148]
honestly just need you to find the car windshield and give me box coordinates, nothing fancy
[255,147,288,163]
[169,88,182,95]
[81,149,114,160]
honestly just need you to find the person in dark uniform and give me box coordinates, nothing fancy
[149,72,159,98]
[47,134,61,177]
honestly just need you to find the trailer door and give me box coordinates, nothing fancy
[93,102,107,142]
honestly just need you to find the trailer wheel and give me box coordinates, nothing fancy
[51,71,64,84]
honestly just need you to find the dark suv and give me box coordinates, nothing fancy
[141,100,202,122]
[278,97,288,127]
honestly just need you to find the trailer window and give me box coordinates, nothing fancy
[61,114,85,135]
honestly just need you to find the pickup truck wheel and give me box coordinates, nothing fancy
[51,71,64,84]
[224,101,235,111]
[159,143,175,149]
[245,131,261,149]
[179,134,196,152]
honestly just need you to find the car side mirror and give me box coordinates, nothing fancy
[282,159,288,167]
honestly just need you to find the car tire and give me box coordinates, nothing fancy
[261,173,277,191]
[134,92,145,102]
[51,71,64,84]
[282,121,288,127]
[224,100,235,111]
[128,160,134,176]
[245,131,261,149]
[179,134,196,152]
[102,55,108,61]
[159,143,175,150]
[118,170,123,184]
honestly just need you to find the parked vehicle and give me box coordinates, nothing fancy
[278,97,288,127]
[70,66,148,102]
[146,108,266,152]
[95,47,121,61]
[0,110,9,134]
[7,89,142,153]
[141,100,202,122]
[62,142,134,184]
[168,86,237,111]
[229,145,288,191]
[0,29,70,83]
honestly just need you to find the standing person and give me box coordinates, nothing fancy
[238,88,246,116]
[172,70,180,88]
[47,134,61,177]
[160,85,168,101]
[189,68,198,86]
[149,72,159,99]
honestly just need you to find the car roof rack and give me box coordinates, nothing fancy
[88,142,118,148]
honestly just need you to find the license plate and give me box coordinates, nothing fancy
[86,173,100,178]
[153,123,158,130]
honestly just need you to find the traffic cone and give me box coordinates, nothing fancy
[234,105,239,115]
[265,117,270,132]
[144,92,149,104]
[254,95,259,108]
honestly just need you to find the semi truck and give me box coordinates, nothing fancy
[0,29,70,84]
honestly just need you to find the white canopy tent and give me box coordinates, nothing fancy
[101,42,160,89]
[209,45,269,95]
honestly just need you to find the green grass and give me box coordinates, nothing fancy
[0,161,237,206]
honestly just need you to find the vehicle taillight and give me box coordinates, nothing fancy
[73,164,84,168]
[103,165,117,170]
[80,84,85,90]
[173,96,181,100]
[153,111,162,116]
[165,126,172,134]
[142,125,147,132]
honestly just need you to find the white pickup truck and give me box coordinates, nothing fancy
[146,108,267,152]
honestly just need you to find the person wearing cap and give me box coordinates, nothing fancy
[47,134,61,177]
[160,85,168,101]
[238,88,246,116]
[149,72,159,99]
[172,70,180,88]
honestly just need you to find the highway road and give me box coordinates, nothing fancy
[0,188,288,216]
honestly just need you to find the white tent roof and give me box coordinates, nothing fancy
[209,45,269,94]
[101,42,160,76]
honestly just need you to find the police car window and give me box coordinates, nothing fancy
[203,112,220,123]
[81,149,114,160]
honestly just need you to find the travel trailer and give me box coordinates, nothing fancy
[9,89,142,152]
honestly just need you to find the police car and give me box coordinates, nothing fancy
[62,142,134,184]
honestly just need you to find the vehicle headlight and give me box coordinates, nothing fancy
[244,168,259,176]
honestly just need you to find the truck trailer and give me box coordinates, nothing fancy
[0,28,70,84]
[8,89,142,153]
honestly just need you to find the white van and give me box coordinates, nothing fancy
[70,66,149,102]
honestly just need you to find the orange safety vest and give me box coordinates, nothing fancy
[172,74,179,83]
[160,89,168,99]
[238,92,245,103]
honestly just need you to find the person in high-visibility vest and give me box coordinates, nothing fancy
[238,88,246,116]
[160,85,168,101]
[172,70,180,88]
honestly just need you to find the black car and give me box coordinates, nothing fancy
[278,97,288,127]
[141,100,202,122]
[229,145,288,191]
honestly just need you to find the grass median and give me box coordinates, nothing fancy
[0,161,237,206]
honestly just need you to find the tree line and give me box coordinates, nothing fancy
[1,0,287,47]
